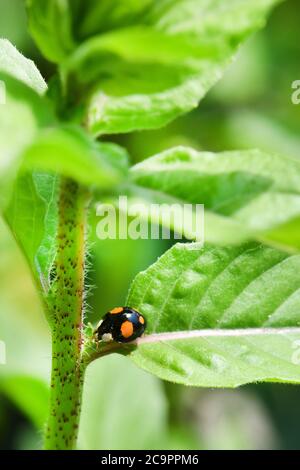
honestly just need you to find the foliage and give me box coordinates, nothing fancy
[1,0,298,451]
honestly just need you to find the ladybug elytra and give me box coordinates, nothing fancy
[96,306,146,343]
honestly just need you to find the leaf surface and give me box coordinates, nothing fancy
[4,132,128,288]
[130,147,300,250]
[62,0,281,134]
[127,242,300,386]
[0,38,47,94]
[26,0,75,63]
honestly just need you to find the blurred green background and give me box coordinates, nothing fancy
[1,0,300,450]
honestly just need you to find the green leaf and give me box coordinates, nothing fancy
[26,0,75,63]
[4,128,128,288]
[0,41,52,208]
[0,39,47,94]
[62,0,281,134]
[1,66,128,289]
[127,242,300,387]
[77,0,153,39]
[0,44,129,288]
[22,125,129,188]
[0,72,55,208]
[4,172,59,291]
[0,69,57,288]
[78,355,168,450]
[130,147,300,250]
[0,375,49,430]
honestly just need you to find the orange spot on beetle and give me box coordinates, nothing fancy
[139,316,145,324]
[121,321,134,338]
[110,307,124,314]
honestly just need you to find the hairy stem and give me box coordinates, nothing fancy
[44,178,88,450]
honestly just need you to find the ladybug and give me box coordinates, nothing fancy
[96,306,146,343]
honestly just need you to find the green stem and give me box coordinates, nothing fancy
[44,178,88,450]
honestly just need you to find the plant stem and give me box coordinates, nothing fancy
[44,178,87,450]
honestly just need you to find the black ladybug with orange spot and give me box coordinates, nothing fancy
[96,306,147,343]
